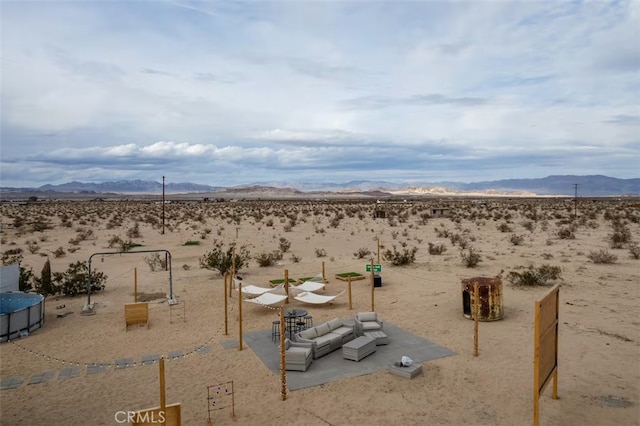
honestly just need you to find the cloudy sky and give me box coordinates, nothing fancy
[1,0,638,187]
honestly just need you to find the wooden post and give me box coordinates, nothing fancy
[284,269,289,304]
[370,259,375,312]
[280,306,287,401]
[159,358,166,425]
[224,272,228,335]
[348,277,353,310]
[238,282,243,351]
[322,261,326,282]
[473,282,479,357]
[377,239,380,264]
[134,267,138,303]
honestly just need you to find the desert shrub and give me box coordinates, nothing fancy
[557,227,575,239]
[182,264,191,270]
[628,243,640,259]
[507,264,562,287]
[53,247,66,258]
[144,253,167,271]
[199,241,251,275]
[127,222,142,238]
[53,261,107,296]
[609,221,632,249]
[428,242,447,255]
[184,241,201,246]
[521,220,536,232]
[509,234,525,246]
[587,249,617,264]
[255,250,283,267]
[279,237,291,253]
[497,222,513,233]
[315,248,327,258]
[382,245,418,266]
[27,241,40,254]
[460,246,482,268]
[289,253,302,263]
[434,227,450,238]
[354,247,372,259]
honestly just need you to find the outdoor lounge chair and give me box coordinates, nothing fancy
[243,292,288,307]
[293,290,345,305]
[284,338,313,371]
[354,312,383,335]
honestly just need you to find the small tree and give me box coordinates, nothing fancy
[199,241,251,275]
[460,246,482,268]
[37,258,56,296]
[383,246,418,266]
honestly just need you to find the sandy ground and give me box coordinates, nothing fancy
[0,199,638,426]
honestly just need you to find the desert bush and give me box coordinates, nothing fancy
[354,247,372,259]
[509,234,525,246]
[428,242,447,255]
[460,246,482,268]
[382,245,418,266]
[182,264,190,270]
[507,264,562,286]
[497,222,513,233]
[27,240,40,254]
[279,237,291,253]
[126,222,142,238]
[521,220,536,232]
[52,261,107,296]
[434,227,450,238]
[289,253,302,263]
[255,250,283,267]
[609,221,632,249]
[184,241,201,246]
[144,253,167,271]
[628,243,640,259]
[315,248,327,258]
[200,241,251,275]
[587,249,617,264]
[53,247,66,258]
[557,227,575,240]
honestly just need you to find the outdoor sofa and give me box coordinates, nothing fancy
[293,318,355,359]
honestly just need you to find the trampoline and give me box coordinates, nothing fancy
[0,292,45,342]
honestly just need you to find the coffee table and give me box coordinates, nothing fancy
[342,336,376,361]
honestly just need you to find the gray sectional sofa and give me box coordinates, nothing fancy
[293,317,355,359]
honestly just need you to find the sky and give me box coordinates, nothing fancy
[1,0,639,188]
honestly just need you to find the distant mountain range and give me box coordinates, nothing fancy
[1,175,638,197]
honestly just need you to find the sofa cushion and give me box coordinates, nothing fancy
[328,318,343,330]
[285,339,291,350]
[332,326,354,337]
[362,322,381,331]
[315,323,331,337]
[299,328,317,339]
[358,312,377,322]
[314,333,334,347]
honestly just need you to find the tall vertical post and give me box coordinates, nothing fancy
[573,183,579,220]
[322,261,326,282]
[348,277,353,310]
[377,239,380,264]
[238,283,243,351]
[134,267,138,303]
[279,306,287,401]
[162,176,165,235]
[370,259,375,312]
[474,282,479,357]
[224,272,228,335]
[159,358,166,425]
[284,269,289,304]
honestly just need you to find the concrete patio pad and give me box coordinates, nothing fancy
[244,322,455,391]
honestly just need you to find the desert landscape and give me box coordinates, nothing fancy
[0,197,638,425]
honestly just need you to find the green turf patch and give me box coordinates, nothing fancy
[183,241,201,246]
[269,278,297,287]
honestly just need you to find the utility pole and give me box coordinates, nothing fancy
[162,176,166,235]
[573,183,579,220]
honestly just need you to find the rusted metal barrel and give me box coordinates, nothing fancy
[461,277,504,321]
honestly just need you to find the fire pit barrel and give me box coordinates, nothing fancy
[461,277,504,321]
